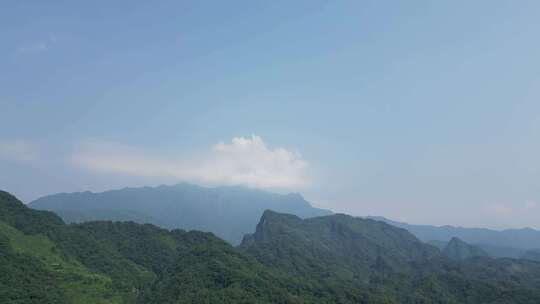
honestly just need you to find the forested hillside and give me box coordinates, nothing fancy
[3,190,540,303]
[442,237,489,260]
[241,211,540,303]
[1,190,339,303]
[1,190,294,303]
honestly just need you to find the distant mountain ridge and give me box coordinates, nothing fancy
[368,216,540,252]
[30,183,331,244]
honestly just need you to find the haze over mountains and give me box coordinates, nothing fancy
[30,183,331,244]
[369,216,540,258]
[30,183,540,256]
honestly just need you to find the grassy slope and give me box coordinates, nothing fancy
[0,191,151,303]
[0,220,122,304]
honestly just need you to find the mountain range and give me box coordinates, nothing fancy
[29,183,331,244]
[240,210,540,303]
[4,189,540,303]
[30,184,540,257]
[369,216,540,258]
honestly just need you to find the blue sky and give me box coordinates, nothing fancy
[1,1,540,229]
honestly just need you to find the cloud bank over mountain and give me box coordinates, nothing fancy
[71,135,309,189]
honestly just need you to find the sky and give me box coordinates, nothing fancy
[1,1,540,229]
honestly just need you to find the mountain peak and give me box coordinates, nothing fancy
[260,209,302,222]
[443,237,489,260]
[241,209,441,277]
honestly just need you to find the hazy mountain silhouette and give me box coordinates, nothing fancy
[30,183,331,244]
[368,216,540,254]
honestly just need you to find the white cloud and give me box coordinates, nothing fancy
[71,135,309,189]
[0,140,38,163]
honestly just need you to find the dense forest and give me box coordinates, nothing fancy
[2,190,540,303]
